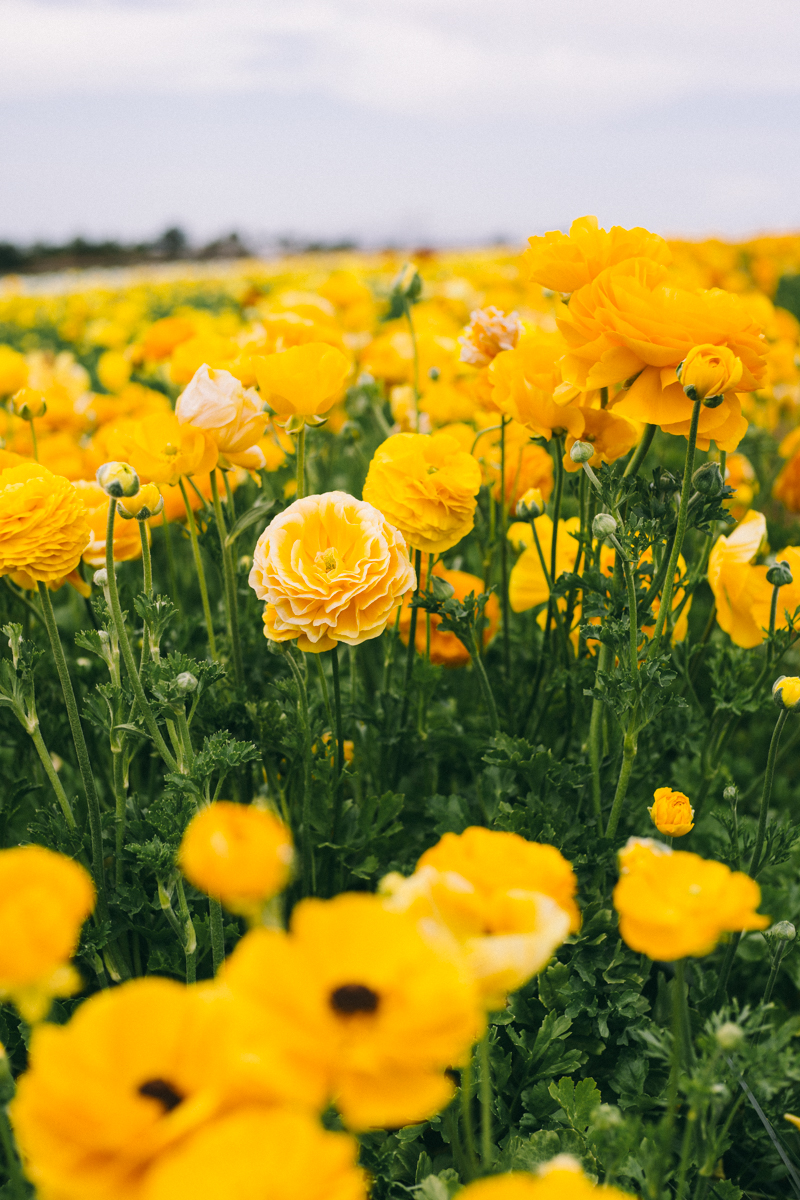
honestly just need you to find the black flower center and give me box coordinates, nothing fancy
[138,1078,185,1113]
[330,983,380,1015]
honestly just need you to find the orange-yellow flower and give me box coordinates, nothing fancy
[0,845,94,1022]
[705,511,800,648]
[73,480,145,569]
[677,343,744,402]
[0,463,89,586]
[139,317,196,363]
[249,491,416,653]
[648,787,695,837]
[508,515,580,614]
[725,451,758,518]
[179,803,293,917]
[562,407,638,473]
[253,342,351,424]
[0,345,29,396]
[458,1156,633,1199]
[363,432,482,555]
[397,565,500,667]
[176,364,268,471]
[106,414,218,487]
[470,419,554,509]
[613,839,768,960]
[522,214,671,294]
[489,333,585,442]
[459,307,523,367]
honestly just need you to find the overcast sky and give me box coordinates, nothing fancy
[2,0,800,245]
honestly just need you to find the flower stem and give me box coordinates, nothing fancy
[549,435,564,584]
[589,642,612,825]
[175,877,197,984]
[621,556,639,672]
[622,422,656,480]
[104,501,178,772]
[479,1030,493,1170]
[749,707,788,877]
[138,522,152,671]
[30,722,77,830]
[210,471,244,687]
[460,1059,480,1180]
[113,750,126,888]
[649,398,702,656]
[209,896,225,974]
[283,646,314,893]
[0,1104,27,1200]
[179,479,218,660]
[330,644,345,843]
[499,416,511,688]
[399,549,423,730]
[28,416,38,462]
[296,425,306,499]
[161,511,182,615]
[37,582,108,904]
[655,958,686,1198]
[605,708,639,840]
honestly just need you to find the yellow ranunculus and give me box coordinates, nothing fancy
[117,483,164,521]
[382,827,578,1008]
[249,490,416,653]
[648,787,694,837]
[458,1156,634,1198]
[522,214,671,294]
[363,432,482,555]
[773,675,800,712]
[459,306,523,367]
[677,343,743,402]
[489,332,585,441]
[97,349,132,393]
[138,316,196,363]
[222,892,485,1130]
[508,514,581,614]
[705,510,800,649]
[613,840,769,960]
[397,564,500,667]
[106,413,218,487]
[176,364,268,470]
[562,407,638,472]
[0,463,89,586]
[253,342,351,422]
[179,802,294,917]
[74,479,145,568]
[0,846,94,1023]
[0,345,29,396]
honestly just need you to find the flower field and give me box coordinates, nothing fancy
[1,220,800,1197]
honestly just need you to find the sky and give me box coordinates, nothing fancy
[1,0,800,246]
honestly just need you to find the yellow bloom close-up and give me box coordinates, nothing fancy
[648,787,695,837]
[178,802,294,916]
[253,341,351,422]
[0,463,89,586]
[175,364,268,471]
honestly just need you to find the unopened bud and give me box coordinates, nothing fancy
[428,367,440,381]
[716,1021,744,1049]
[593,513,618,540]
[176,671,198,693]
[11,387,47,420]
[723,785,738,803]
[692,461,724,497]
[117,483,163,521]
[93,568,108,587]
[570,440,594,464]
[768,920,796,943]
[767,560,794,588]
[515,487,543,519]
[391,262,422,303]
[96,461,140,499]
[773,675,800,713]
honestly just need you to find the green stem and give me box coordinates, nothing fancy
[468,626,500,735]
[138,521,152,671]
[176,707,195,771]
[621,556,639,673]
[764,941,789,1006]
[549,435,564,585]
[296,425,306,499]
[210,472,244,687]
[315,653,334,733]
[103,501,178,772]
[749,708,788,877]
[605,708,639,840]
[479,1031,493,1170]
[30,722,77,830]
[113,751,126,888]
[674,1101,695,1200]
[714,932,742,1006]
[0,1104,27,1200]
[283,647,314,893]
[769,580,783,644]
[622,422,656,479]
[589,643,612,825]
[161,510,182,615]
[655,958,686,1198]
[179,479,218,660]
[460,1060,480,1181]
[499,416,511,687]
[175,877,197,984]
[209,895,225,974]
[36,582,108,905]
[28,416,38,462]
[330,644,345,842]
[649,398,702,657]
[399,549,423,730]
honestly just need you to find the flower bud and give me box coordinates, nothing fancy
[391,262,422,303]
[723,785,738,803]
[648,787,694,837]
[768,920,796,943]
[773,675,800,713]
[176,672,198,693]
[716,1021,744,1049]
[428,367,440,381]
[677,344,743,405]
[767,560,794,588]
[10,387,47,420]
[592,513,618,540]
[92,568,108,587]
[570,440,594,464]
[116,483,163,521]
[515,487,544,519]
[590,1104,623,1131]
[692,461,724,497]
[96,461,140,499]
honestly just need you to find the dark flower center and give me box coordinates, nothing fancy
[330,983,380,1015]
[138,1078,185,1112]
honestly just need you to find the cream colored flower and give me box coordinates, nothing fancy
[249,491,416,653]
[176,364,268,471]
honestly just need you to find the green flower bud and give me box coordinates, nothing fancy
[176,671,198,693]
[93,568,108,587]
[96,461,140,499]
[592,513,618,540]
[716,1021,744,1049]
[766,560,794,588]
[570,440,594,464]
[692,461,724,497]
[768,920,796,942]
[723,785,738,803]
[515,487,544,519]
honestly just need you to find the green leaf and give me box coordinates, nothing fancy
[549,1076,601,1134]
[224,499,276,547]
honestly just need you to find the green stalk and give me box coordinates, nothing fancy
[604,707,639,840]
[589,643,612,825]
[749,708,788,877]
[764,940,789,1006]
[29,722,77,830]
[210,472,244,687]
[37,583,108,904]
[330,644,345,842]
[479,1031,493,1170]
[460,1059,480,1180]
[209,896,225,974]
[296,425,307,499]
[103,501,178,772]
[28,416,39,462]
[467,625,500,735]
[283,647,314,893]
[161,511,182,615]
[0,1105,27,1200]
[621,556,639,673]
[654,959,686,1198]
[622,422,656,480]
[175,877,197,984]
[499,416,511,686]
[113,751,126,888]
[649,398,702,656]
[179,479,218,660]
[549,435,564,585]
[138,521,152,671]
[399,549,423,730]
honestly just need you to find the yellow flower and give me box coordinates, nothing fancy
[97,349,132,393]
[0,463,89,586]
[73,480,146,569]
[117,483,164,521]
[363,432,482,555]
[677,343,744,402]
[562,408,639,473]
[648,787,694,837]
[459,307,523,367]
[522,214,671,293]
[773,675,800,712]
[107,414,218,487]
[0,846,94,1023]
[176,364,268,471]
[253,342,351,423]
[724,452,758,518]
[613,840,769,960]
[489,333,585,441]
[470,419,554,509]
[249,490,416,653]
[508,515,581,614]
[222,892,484,1130]
[707,510,779,648]
[179,802,293,917]
[11,387,47,420]
[139,317,196,363]
[0,345,29,396]
[382,827,578,1008]
[458,1156,634,1198]
[397,563,500,667]
[142,1107,365,1200]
